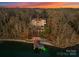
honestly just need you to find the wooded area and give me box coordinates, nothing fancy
[0,8,79,48]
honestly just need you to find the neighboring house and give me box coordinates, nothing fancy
[30,18,47,38]
[31,18,46,32]
[31,18,46,27]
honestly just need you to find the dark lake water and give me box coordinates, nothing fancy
[0,41,79,57]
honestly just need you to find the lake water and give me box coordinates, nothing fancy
[0,41,79,57]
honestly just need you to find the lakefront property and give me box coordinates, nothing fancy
[0,2,79,57]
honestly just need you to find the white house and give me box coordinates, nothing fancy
[31,18,46,27]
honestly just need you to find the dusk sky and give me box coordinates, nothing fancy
[0,2,79,8]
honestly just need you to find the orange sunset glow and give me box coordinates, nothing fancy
[1,2,79,8]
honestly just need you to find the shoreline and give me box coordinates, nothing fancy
[0,39,53,46]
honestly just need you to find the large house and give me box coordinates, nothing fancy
[31,18,46,27]
[31,18,46,37]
